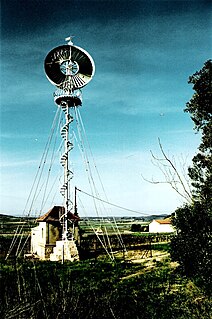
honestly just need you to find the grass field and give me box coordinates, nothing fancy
[0,214,211,318]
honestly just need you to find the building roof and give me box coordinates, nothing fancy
[37,206,80,223]
[155,218,172,224]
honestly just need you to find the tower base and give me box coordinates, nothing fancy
[50,239,79,262]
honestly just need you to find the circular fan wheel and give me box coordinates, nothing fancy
[44,45,95,89]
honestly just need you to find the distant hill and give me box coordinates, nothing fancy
[80,214,169,222]
[0,214,20,221]
[0,213,170,222]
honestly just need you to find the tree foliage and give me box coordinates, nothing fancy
[171,201,212,290]
[185,59,212,200]
[171,60,212,291]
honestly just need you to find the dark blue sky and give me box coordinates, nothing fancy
[1,0,211,215]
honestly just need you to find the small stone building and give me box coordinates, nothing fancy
[149,218,175,233]
[31,206,80,260]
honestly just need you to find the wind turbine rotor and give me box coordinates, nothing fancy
[44,45,95,89]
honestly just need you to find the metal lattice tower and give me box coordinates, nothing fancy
[44,37,95,243]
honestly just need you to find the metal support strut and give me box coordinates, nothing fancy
[60,102,74,241]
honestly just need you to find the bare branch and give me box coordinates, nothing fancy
[157,138,192,201]
[142,138,193,203]
[141,173,171,184]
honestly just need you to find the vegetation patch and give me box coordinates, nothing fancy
[0,257,211,319]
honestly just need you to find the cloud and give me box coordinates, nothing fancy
[0,132,47,139]
[0,159,38,168]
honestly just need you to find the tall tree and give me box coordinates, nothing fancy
[171,60,212,292]
[185,60,212,200]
